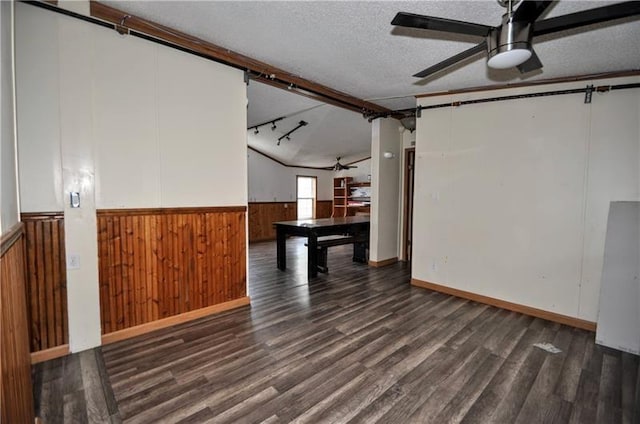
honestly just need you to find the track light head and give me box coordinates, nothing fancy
[254,128,259,135]
[271,122,277,130]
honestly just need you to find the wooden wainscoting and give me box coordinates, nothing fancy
[1,223,36,423]
[248,200,333,242]
[96,207,247,335]
[21,212,69,354]
[316,200,333,219]
[248,202,296,242]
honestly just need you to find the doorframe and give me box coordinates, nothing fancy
[402,148,415,262]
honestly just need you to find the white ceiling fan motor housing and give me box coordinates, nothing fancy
[487,13,532,69]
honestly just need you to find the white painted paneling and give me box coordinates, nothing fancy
[414,77,640,322]
[247,149,333,202]
[15,4,63,213]
[581,87,640,320]
[93,30,159,209]
[370,118,401,262]
[157,47,247,207]
[58,16,102,353]
[0,1,19,233]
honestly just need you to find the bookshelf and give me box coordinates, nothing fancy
[332,177,370,217]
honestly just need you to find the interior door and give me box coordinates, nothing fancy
[403,148,415,262]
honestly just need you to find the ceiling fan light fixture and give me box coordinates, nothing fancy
[488,48,531,69]
[400,116,416,132]
[487,14,532,69]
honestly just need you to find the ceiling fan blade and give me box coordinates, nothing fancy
[517,48,543,73]
[413,41,487,78]
[513,1,555,23]
[392,12,492,37]
[533,1,640,36]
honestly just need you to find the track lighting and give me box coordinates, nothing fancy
[277,121,308,145]
[247,116,285,134]
[248,117,308,146]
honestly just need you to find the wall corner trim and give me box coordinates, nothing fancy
[101,296,251,345]
[411,278,597,332]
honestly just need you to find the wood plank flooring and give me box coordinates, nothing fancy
[32,348,120,423]
[33,238,639,423]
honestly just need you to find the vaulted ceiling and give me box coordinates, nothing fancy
[103,1,640,167]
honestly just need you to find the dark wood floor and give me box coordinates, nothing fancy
[33,238,639,423]
[32,348,120,423]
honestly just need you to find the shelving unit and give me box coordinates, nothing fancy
[332,177,371,217]
[332,177,351,217]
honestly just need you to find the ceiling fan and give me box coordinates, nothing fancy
[325,157,358,171]
[392,0,640,78]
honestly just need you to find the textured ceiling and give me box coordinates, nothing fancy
[103,1,640,166]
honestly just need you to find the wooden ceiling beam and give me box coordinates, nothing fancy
[89,1,390,116]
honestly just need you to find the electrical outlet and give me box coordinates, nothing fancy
[284,203,288,208]
[431,260,438,272]
[67,254,80,270]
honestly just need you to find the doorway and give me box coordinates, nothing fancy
[403,148,415,262]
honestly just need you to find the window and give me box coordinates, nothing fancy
[297,176,317,219]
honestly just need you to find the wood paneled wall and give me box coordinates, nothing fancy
[316,200,333,219]
[248,200,332,242]
[97,207,247,335]
[248,202,296,242]
[1,224,36,423]
[22,212,69,352]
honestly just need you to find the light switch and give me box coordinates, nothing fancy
[70,192,80,208]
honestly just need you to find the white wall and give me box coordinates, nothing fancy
[92,31,247,208]
[14,3,62,213]
[58,15,103,352]
[15,3,247,351]
[370,118,402,262]
[413,76,640,322]
[0,1,19,234]
[247,149,333,202]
